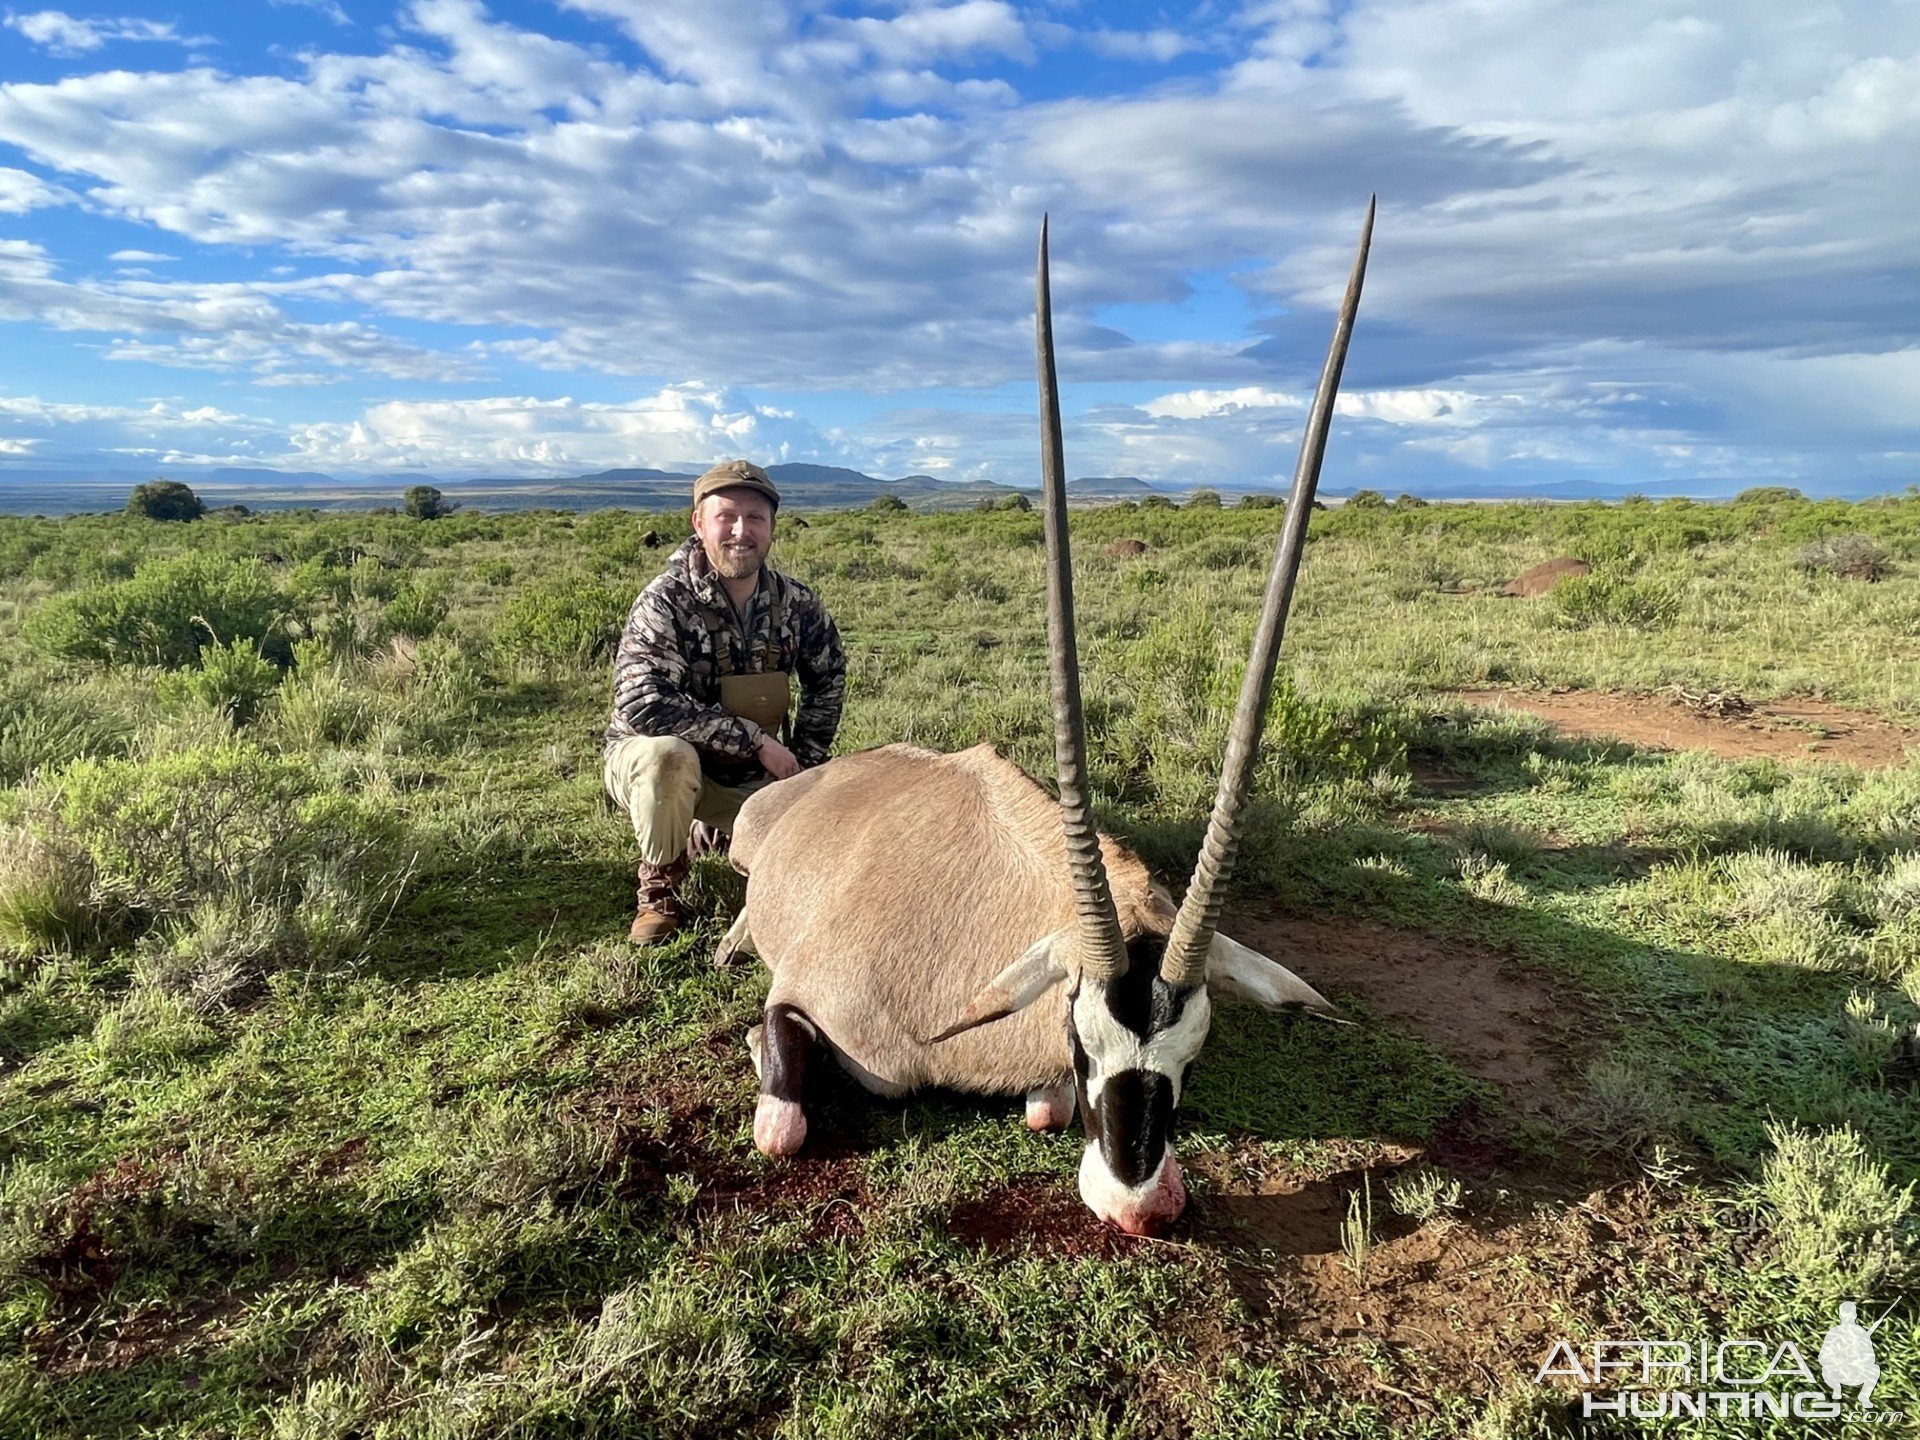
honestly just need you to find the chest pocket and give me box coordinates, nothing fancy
[699,582,792,728]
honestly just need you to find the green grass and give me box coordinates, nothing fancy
[1,495,1918,1436]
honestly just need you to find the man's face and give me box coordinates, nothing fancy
[692,488,776,581]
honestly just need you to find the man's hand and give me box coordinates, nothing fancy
[754,732,802,780]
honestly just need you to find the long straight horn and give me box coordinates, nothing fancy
[1037,217,1127,982]
[1161,197,1376,988]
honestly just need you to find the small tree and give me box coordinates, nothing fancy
[1344,489,1387,509]
[404,485,451,520]
[1238,493,1283,510]
[1185,489,1223,509]
[1394,493,1430,508]
[126,480,204,522]
[994,493,1032,512]
[1138,493,1174,511]
[866,493,908,514]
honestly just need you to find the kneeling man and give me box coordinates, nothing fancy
[604,460,846,943]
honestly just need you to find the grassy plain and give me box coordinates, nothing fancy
[1,489,1918,1437]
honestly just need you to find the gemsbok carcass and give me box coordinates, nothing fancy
[719,203,1374,1236]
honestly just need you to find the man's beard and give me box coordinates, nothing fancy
[709,539,764,580]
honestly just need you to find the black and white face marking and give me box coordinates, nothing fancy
[1067,936,1211,1236]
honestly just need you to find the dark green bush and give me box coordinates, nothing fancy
[23,553,291,668]
[866,494,908,514]
[1238,493,1283,510]
[994,493,1033,512]
[1185,490,1223,509]
[51,744,406,919]
[0,681,129,784]
[154,640,284,725]
[1344,489,1387,509]
[1551,570,1685,628]
[494,576,627,667]
[384,575,452,638]
[404,485,452,520]
[126,480,204,522]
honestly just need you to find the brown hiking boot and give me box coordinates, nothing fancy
[629,854,690,945]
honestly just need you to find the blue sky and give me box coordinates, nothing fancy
[1,0,1916,493]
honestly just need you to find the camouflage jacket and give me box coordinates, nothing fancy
[605,538,846,786]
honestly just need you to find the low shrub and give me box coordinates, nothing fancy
[23,553,291,668]
[1797,534,1892,582]
[494,576,628,669]
[383,575,451,639]
[1761,1121,1915,1302]
[154,639,284,725]
[269,648,376,750]
[0,683,128,785]
[50,743,408,920]
[0,822,95,956]
[1550,570,1684,628]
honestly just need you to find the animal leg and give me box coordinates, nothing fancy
[1025,1081,1076,1132]
[753,1003,820,1158]
[714,909,758,970]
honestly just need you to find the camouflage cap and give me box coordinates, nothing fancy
[692,459,780,510]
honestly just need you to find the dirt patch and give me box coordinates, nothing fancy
[1229,914,1582,1115]
[1452,687,1919,769]
[1407,757,1491,798]
[948,1178,1145,1260]
[1242,1181,1693,1417]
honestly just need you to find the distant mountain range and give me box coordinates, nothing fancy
[0,462,1906,517]
[0,463,1172,516]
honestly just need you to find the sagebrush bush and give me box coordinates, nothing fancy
[1550,569,1684,628]
[133,894,289,1013]
[154,638,284,725]
[1565,1058,1682,1153]
[493,576,627,669]
[269,647,376,749]
[1798,533,1892,582]
[1721,849,1849,924]
[1873,853,1920,920]
[23,552,291,668]
[1761,1121,1916,1301]
[383,575,451,639]
[0,822,95,955]
[0,681,128,784]
[50,743,408,919]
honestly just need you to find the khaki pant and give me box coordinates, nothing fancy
[603,736,762,865]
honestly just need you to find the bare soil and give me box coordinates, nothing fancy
[1230,1179,1698,1417]
[1229,913,1583,1115]
[1452,687,1919,768]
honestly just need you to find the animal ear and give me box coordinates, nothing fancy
[928,932,1070,1043]
[1206,933,1346,1021]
